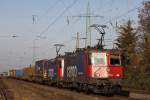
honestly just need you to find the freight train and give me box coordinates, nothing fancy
[8,26,127,95]
[9,48,125,95]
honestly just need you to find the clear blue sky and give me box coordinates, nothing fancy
[0,0,145,72]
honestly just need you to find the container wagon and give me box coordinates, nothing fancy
[22,66,35,81]
[9,69,22,78]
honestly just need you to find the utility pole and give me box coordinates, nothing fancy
[86,0,91,47]
[32,36,46,64]
[72,0,103,47]
[32,39,38,64]
[54,44,64,56]
[19,56,23,68]
[33,39,36,63]
[76,32,79,49]
[73,32,87,49]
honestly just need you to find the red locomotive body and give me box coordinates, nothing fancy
[56,56,64,79]
[88,50,124,79]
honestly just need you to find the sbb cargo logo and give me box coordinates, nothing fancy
[67,66,77,78]
[49,68,54,77]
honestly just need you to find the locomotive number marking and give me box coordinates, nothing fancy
[67,66,77,78]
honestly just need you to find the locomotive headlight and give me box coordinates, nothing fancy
[116,74,120,77]
[95,73,100,77]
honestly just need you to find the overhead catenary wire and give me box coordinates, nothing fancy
[60,0,73,16]
[21,0,62,41]
[37,0,62,21]
[36,38,74,59]
[38,0,79,37]
[103,2,142,25]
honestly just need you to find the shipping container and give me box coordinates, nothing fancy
[15,69,22,78]
[9,69,16,77]
[22,66,35,81]
[9,69,22,78]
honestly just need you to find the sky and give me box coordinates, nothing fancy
[0,0,145,72]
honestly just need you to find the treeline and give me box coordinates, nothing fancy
[115,1,150,91]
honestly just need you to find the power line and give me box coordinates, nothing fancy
[103,2,142,25]
[38,0,78,37]
[37,0,62,21]
[60,0,73,16]
[33,38,74,53]
[25,1,61,37]
[35,38,74,59]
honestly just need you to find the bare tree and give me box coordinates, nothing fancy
[138,1,150,73]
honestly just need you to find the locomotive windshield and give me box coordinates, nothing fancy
[110,55,121,65]
[91,52,107,66]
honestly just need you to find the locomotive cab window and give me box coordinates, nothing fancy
[91,52,107,66]
[110,55,121,65]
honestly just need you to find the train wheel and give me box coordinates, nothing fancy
[103,86,114,96]
[69,84,73,91]
[84,85,90,94]
[76,84,81,92]
[113,85,121,94]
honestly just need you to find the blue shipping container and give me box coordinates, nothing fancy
[15,69,22,77]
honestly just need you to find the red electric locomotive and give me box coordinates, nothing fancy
[55,48,124,95]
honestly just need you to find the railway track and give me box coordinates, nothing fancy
[3,78,150,100]
[12,79,132,100]
[0,88,7,100]
[0,79,14,100]
[21,79,149,100]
